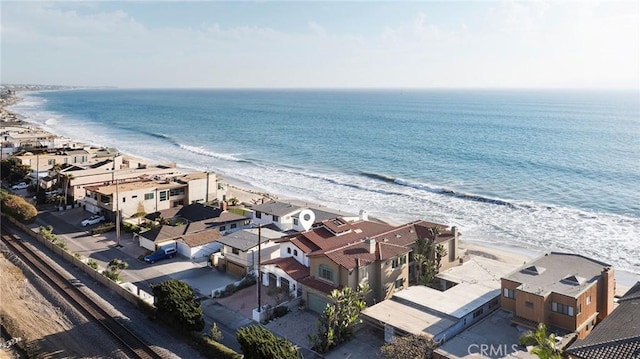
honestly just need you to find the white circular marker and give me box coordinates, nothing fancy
[298,209,315,231]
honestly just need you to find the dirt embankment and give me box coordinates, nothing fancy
[0,251,127,358]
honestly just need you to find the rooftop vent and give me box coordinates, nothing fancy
[522,265,546,275]
[562,274,586,286]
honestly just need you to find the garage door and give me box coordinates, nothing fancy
[308,293,330,314]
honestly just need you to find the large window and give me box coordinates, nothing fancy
[392,254,407,268]
[159,190,168,201]
[359,266,368,281]
[473,308,484,319]
[319,264,334,282]
[503,288,515,299]
[232,248,240,255]
[144,192,154,200]
[551,302,574,316]
[272,215,279,222]
[169,188,185,196]
[255,211,262,219]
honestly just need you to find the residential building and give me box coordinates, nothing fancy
[251,201,302,231]
[566,281,640,359]
[136,223,222,260]
[363,256,518,345]
[82,172,219,219]
[216,228,284,277]
[501,252,615,339]
[261,212,461,313]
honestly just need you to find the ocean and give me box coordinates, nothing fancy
[8,89,640,274]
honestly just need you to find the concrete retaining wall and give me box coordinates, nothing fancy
[5,215,155,310]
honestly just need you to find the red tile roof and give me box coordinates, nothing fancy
[300,276,340,294]
[261,257,310,281]
[324,241,410,269]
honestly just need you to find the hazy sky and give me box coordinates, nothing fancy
[1,1,638,89]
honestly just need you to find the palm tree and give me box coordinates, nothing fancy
[61,173,74,207]
[50,163,63,189]
[426,226,440,259]
[518,323,562,359]
[435,244,447,270]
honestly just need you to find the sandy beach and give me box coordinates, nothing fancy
[3,92,638,294]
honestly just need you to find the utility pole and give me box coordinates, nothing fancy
[257,224,262,314]
[115,178,121,247]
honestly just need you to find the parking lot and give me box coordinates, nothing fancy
[36,206,238,296]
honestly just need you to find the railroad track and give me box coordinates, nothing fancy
[0,222,165,359]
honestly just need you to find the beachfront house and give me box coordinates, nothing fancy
[501,252,616,339]
[251,200,302,231]
[259,211,461,313]
[81,172,219,219]
[216,228,284,277]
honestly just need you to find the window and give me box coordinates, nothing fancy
[394,278,405,289]
[577,303,581,314]
[392,255,407,268]
[272,215,279,222]
[293,249,298,256]
[100,195,110,204]
[220,226,226,231]
[122,197,126,203]
[293,218,299,226]
[551,302,575,316]
[255,211,261,219]
[359,266,368,281]
[503,288,515,299]
[159,191,168,201]
[473,308,484,319]
[169,188,185,196]
[232,248,240,255]
[48,159,55,165]
[132,195,138,199]
[586,296,591,305]
[287,248,292,254]
[319,264,334,282]
[489,298,499,308]
[144,193,154,200]
[230,223,236,229]
[525,301,534,308]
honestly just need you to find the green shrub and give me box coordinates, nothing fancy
[102,269,121,282]
[236,325,299,359]
[209,322,223,342]
[87,259,98,270]
[200,337,242,359]
[122,222,141,233]
[225,283,237,295]
[152,279,205,333]
[38,225,57,241]
[91,222,115,235]
[55,240,67,250]
[238,273,256,290]
[0,191,37,223]
[73,252,81,259]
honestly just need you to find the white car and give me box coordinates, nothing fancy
[81,215,105,227]
[11,182,29,190]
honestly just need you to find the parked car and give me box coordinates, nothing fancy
[81,215,105,227]
[11,182,28,190]
[144,247,177,264]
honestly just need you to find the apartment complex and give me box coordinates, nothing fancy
[501,252,615,339]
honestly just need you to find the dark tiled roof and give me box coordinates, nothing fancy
[262,257,310,281]
[252,201,301,216]
[138,221,209,242]
[566,281,640,359]
[146,203,247,224]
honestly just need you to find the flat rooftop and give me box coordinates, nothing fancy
[394,284,500,319]
[435,310,538,359]
[503,252,609,297]
[361,298,456,338]
[437,256,521,290]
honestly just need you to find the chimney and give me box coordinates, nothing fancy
[599,267,615,320]
[359,209,368,221]
[365,237,376,254]
[261,197,268,204]
[221,201,228,212]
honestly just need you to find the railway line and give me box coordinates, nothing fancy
[0,221,165,359]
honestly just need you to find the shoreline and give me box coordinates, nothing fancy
[3,91,639,290]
